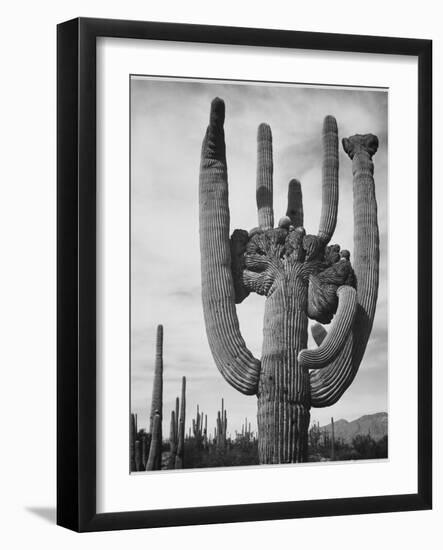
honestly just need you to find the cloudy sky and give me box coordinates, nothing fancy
[130,76,388,439]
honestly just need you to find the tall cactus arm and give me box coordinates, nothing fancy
[310,134,379,407]
[256,123,274,229]
[199,98,260,395]
[343,133,379,330]
[318,116,339,243]
[299,285,357,369]
[286,178,303,228]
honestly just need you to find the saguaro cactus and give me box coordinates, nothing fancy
[175,376,186,469]
[168,409,178,469]
[141,433,149,470]
[146,412,161,470]
[199,98,379,463]
[192,405,204,449]
[215,398,228,450]
[130,413,137,472]
[146,324,164,470]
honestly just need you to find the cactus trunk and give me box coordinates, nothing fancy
[257,279,310,463]
[146,413,161,471]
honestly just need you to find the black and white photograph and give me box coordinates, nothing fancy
[0,0,436,542]
[129,76,388,471]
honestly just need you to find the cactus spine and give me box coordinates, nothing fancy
[199,98,380,463]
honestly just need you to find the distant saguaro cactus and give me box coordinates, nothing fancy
[146,412,161,470]
[130,413,137,472]
[215,398,228,450]
[199,98,380,463]
[192,405,205,449]
[168,409,178,469]
[146,324,164,470]
[141,433,149,470]
[175,376,186,469]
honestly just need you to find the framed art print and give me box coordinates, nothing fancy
[57,18,432,532]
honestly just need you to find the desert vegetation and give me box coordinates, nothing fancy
[130,325,386,472]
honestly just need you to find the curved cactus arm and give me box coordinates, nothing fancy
[318,116,339,243]
[286,178,303,228]
[343,133,379,337]
[256,123,274,229]
[311,323,327,346]
[299,286,357,369]
[310,134,379,408]
[310,337,353,407]
[199,98,261,396]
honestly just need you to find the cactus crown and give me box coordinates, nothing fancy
[235,225,354,322]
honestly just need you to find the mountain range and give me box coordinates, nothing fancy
[319,412,388,443]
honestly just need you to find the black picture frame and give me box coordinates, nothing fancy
[57,17,432,532]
